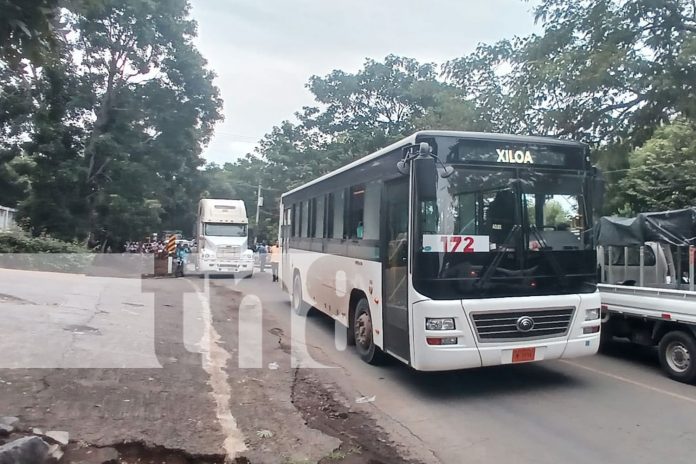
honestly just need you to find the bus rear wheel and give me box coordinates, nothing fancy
[658,330,696,384]
[353,298,385,365]
[292,272,309,316]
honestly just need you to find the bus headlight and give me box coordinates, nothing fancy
[425,318,455,330]
[585,308,600,321]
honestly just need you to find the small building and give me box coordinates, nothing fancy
[0,206,17,232]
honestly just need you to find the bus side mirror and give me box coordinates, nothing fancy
[414,155,437,200]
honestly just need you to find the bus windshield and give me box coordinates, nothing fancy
[413,165,596,299]
[204,223,247,237]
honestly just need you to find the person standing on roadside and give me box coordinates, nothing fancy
[270,242,281,282]
[257,242,268,272]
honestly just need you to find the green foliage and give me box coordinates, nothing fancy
[620,119,696,212]
[444,0,696,213]
[0,0,59,68]
[0,231,85,253]
[544,200,570,226]
[0,231,94,273]
[5,0,696,249]
[305,54,440,136]
[9,0,222,247]
[526,199,570,226]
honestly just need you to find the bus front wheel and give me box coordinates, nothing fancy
[353,298,385,365]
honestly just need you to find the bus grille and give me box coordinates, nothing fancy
[471,308,575,342]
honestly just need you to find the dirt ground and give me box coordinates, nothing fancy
[0,271,420,464]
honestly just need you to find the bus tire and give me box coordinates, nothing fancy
[658,330,696,384]
[353,298,385,365]
[292,272,309,316]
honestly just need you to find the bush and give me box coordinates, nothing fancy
[0,232,92,273]
[0,232,85,254]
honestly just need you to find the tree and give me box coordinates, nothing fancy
[444,0,696,213]
[412,88,485,132]
[304,55,441,137]
[519,0,695,143]
[0,63,34,206]
[0,0,60,68]
[543,200,569,226]
[443,41,526,133]
[526,199,570,226]
[620,119,696,212]
[20,0,222,245]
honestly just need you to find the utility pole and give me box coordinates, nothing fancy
[255,183,262,242]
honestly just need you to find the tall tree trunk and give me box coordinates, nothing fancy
[83,55,118,246]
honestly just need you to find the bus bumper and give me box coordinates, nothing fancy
[411,335,599,371]
[409,297,600,371]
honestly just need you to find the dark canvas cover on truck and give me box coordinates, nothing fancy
[596,207,696,246]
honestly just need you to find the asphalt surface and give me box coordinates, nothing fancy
[0,268,340,463]
[2,266,696,463]
[229,270,696,464]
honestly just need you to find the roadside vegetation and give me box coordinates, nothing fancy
[1,0,695,244]
[0,232,84,254]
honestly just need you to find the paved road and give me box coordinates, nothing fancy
[229,271,696,464]
[3,267,696,463]
[0,268,340,463]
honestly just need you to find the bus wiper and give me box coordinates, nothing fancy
[529,225,568,287]
[475,225,520,290]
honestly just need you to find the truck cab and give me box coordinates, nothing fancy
[196,199,254,278]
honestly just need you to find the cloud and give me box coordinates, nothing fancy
[190,0,539,162]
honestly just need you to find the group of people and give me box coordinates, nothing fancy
[124,241,167,254]
[254,242,281,282]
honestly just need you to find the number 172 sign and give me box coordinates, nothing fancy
[422,235,490,253]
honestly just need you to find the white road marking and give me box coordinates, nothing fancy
[189,279,247,458]
[561,360,696,405]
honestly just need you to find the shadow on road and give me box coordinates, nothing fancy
[599,339,661,371]
[303,306,588,400]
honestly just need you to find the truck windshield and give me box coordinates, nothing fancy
[413,166,596,299]
[204,223,247,237]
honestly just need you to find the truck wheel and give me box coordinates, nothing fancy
[353,298,385,365]
[658,331,696,384]
[291,272,309,316]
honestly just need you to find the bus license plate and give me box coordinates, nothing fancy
[512,347,536,363]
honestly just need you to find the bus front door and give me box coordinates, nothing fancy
[383,178,410,362]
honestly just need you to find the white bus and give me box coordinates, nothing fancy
[280,131,602,370]
[195,199,254,277]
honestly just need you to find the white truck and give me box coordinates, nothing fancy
[597,209,696,383]
[195,199,254,278]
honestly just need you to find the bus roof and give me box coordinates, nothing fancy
[281,130,587,198]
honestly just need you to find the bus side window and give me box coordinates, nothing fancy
[324,193,334,238]
[348,185,365,239]
[362,182,380,240]
[333,190,344,239]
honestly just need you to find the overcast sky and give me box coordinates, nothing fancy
[189,0,539,165]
